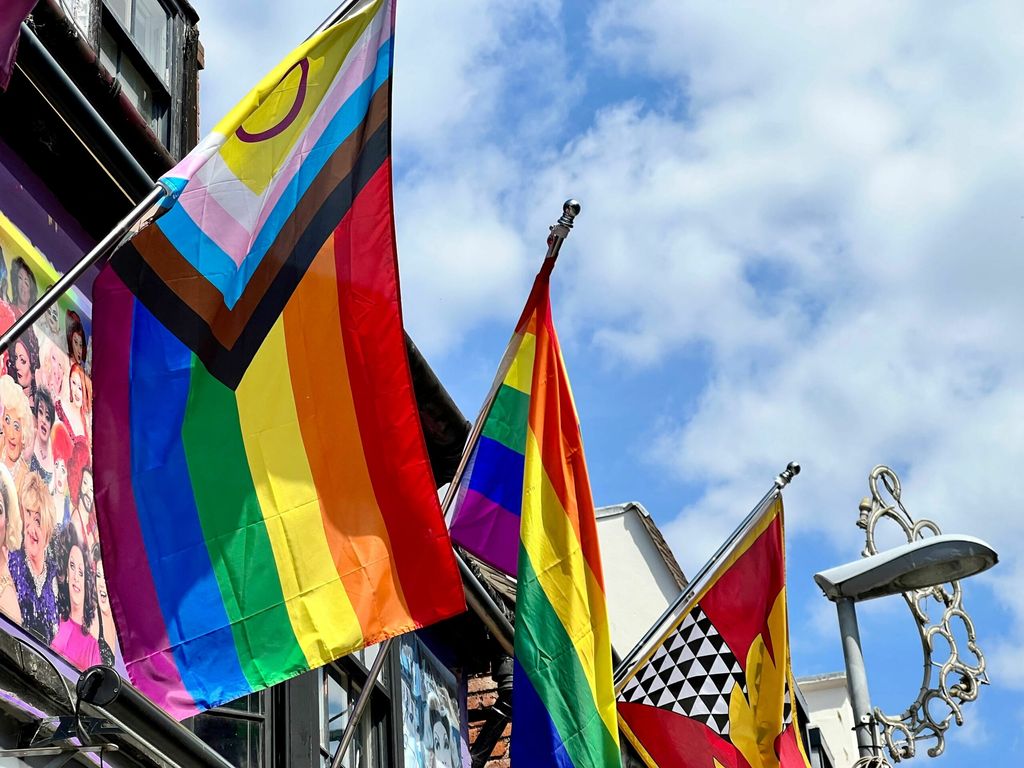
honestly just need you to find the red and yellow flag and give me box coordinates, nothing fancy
[617,497,810,768]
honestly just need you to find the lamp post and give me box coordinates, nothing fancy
[813,466,998,765]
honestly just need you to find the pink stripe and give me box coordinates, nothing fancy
[450,489,520,576]
[177,21,392,265]
[92,268,198,718]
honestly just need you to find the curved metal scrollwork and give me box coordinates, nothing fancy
[856,465,988,762]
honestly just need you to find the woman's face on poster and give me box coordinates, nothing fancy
[432,721,451,768]
[16,269,31,308]
[96,559,109,614]
[3,412,22,460]
[14,342,30,387]
[70,370,83,408]
[48,349,64,394]
[54,459,67,495]
[68,544,85,613]
[71,332,84,365]
[36,403,50,445]
[22,501,43,560]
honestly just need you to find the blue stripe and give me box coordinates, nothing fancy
[512,658,579,768]
[129,303,251,708]
[467,436,524,516]
[157,38,392,309]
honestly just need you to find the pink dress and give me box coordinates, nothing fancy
[51,618,102,669]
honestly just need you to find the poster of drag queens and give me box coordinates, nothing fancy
[0,211,118,672]
[400,635,464,768]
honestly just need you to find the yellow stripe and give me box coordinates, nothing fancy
[216,0,385,194]
[520,427,618,741]
[235,318,363,666]
[503,331,536,394]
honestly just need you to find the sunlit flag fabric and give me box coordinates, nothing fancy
[93,0,465,718]
[110,0,397,388]
[448,309,535,575]
[509,262,623,768]
[617,497,811,768]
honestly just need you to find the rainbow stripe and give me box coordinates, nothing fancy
[448,323,535,575]
[94,140,465,718]
[111,0,397,389]
[512,268,622,768]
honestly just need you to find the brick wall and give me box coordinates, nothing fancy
[467,671,510,768]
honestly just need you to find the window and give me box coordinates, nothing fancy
[186,691,269,768]
[103,0,170,79]
[98,0,172,145]
[320,654,394,768]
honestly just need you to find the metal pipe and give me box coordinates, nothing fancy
[0,183,165,357]
[330,638,394,768]
[613,462,801,688]
[112,682,236,768]
[836,597,877,759]
[16,23,156,199]
[458,553,515,655]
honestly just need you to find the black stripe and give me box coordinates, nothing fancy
[112,118,390,390]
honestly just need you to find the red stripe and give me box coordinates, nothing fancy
[528,273,606,588]
[333,160,465,626]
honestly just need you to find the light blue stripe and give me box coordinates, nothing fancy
[156,38,392,309]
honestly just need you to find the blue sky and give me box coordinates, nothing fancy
[194,0,1024,763]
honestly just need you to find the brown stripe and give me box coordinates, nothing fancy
[135,81,391,351]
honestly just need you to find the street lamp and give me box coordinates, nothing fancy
[813,466,998,765]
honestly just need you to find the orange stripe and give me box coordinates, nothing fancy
[283,235,413,638]
[528,281,606,588]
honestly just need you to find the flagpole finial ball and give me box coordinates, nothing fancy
[787,461,801,477]
[563,199,582,217]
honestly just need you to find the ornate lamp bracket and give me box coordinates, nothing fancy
[856,465,989,762]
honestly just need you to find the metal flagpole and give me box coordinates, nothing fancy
[0,183,167,358]
[612,461,801,691]
[308,0,371,40]
[440,199,582,524]
[330,199,581,764]
[329,638,394,768]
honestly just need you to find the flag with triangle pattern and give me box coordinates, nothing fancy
[617,496,810,768]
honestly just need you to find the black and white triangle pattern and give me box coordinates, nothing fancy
[620,604,747,737]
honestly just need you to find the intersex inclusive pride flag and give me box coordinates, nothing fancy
[505,263,622,768]
[93,0,465,717]
[617,497,811,768]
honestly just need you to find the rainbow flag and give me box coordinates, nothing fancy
[510,265,622,768]
[111,0,397,388]
[93,0,465,718]
[448,301,536,575]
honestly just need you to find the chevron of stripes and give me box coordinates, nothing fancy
[620,604,747,736]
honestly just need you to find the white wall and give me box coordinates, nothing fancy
[799,674,859,768]
[596,507,683,656]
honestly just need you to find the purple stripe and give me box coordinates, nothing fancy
[92,268,197,719]
[450,489,520,575]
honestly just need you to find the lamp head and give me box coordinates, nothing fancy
[814,534,997,602]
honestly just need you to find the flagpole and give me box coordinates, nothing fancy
[329,636,394,768]
[612,461,801,691]
[308,0,369,39]
[440,199,581,525]
[0,183,167,358]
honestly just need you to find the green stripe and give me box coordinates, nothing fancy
[515,546,621,768]
[481,384,530,454]
[181,358,308,689]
